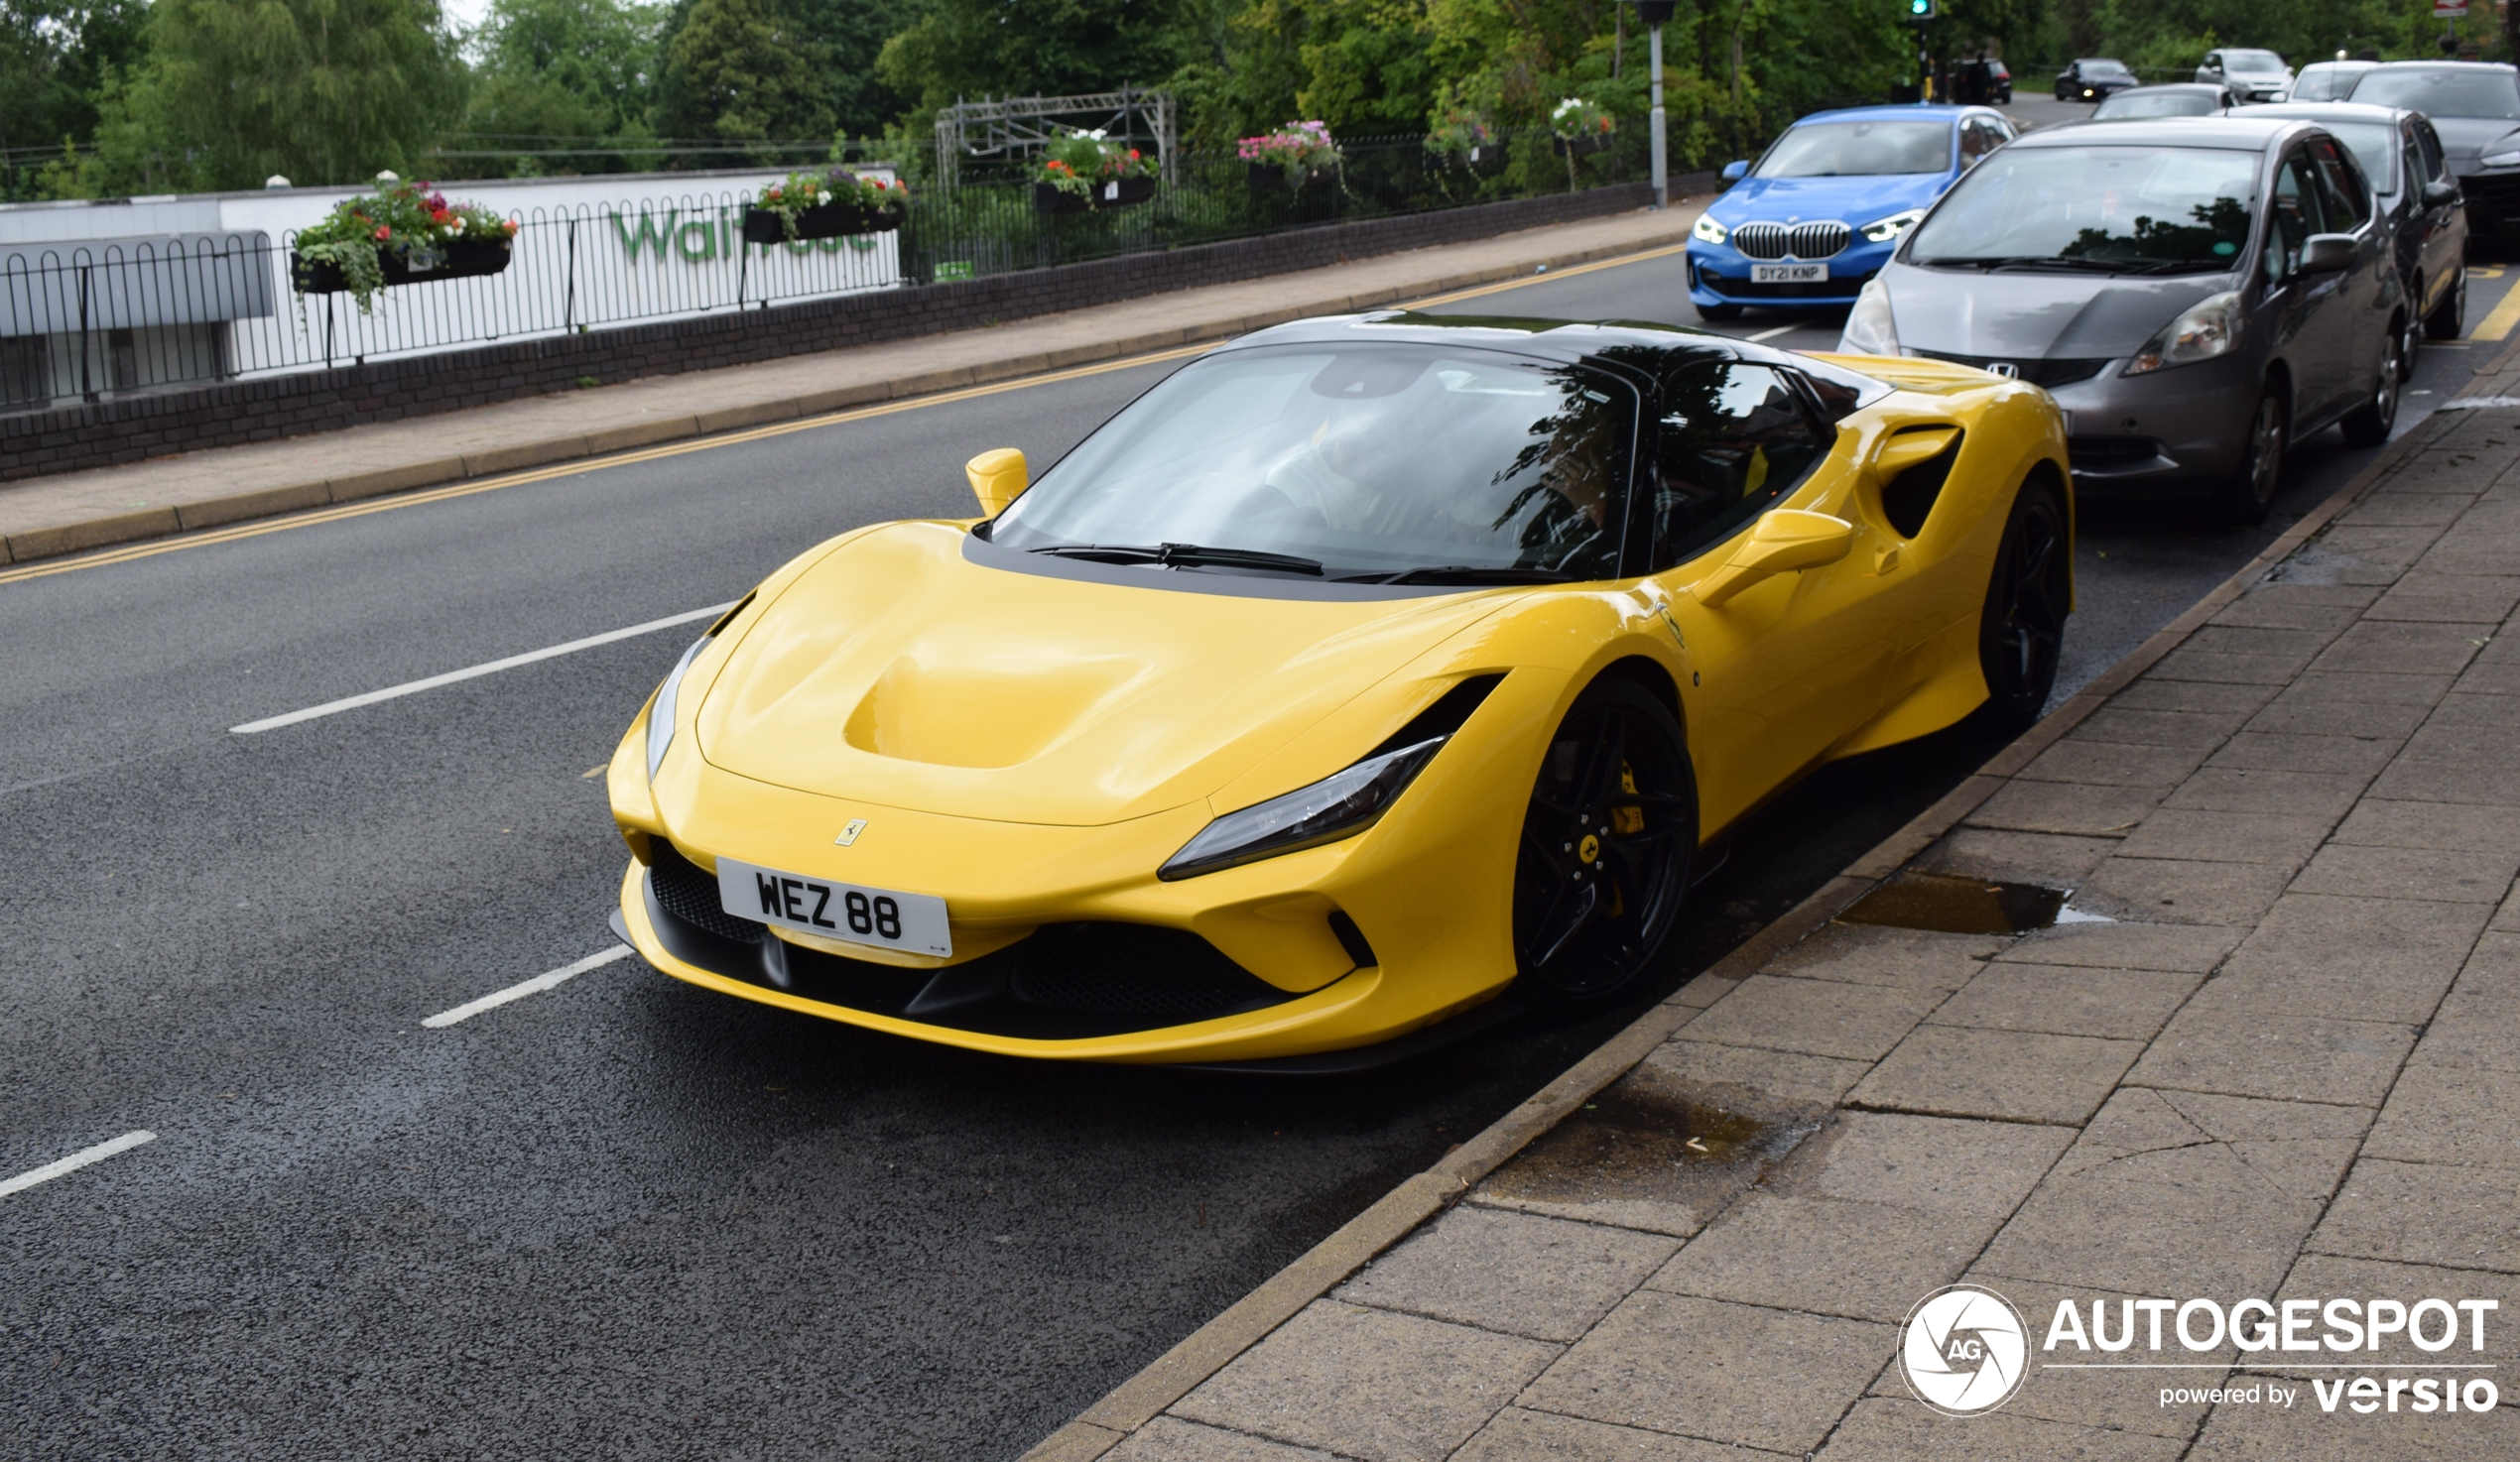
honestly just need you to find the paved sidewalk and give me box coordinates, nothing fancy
[1036,368,2520,1455]
[0,205,1700,565]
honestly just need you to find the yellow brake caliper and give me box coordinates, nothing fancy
[1608,762,1644,916]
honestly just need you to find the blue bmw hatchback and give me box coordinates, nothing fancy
[1688,104,2018,319]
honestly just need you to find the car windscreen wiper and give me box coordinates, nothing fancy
[1029,542,1324,575]
[1336,564,1578,585]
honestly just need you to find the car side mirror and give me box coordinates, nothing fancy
[965,447,1029,517]
[2299,233,2357,274]
[2424,179,2461,207]
[1721,160,1749,183]
[1692,510,1855,607]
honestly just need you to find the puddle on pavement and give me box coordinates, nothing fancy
[1836,871,2068,935]
[1479,1072,1820,1226]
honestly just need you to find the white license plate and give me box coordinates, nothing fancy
[716,857,952,957]
[1751,262,1828,284]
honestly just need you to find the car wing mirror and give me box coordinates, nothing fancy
[2423,179,2461,207]
[2299,233,2356,273]
[1692,509,1855,607]
[1720,160,1749,183]
[965,448,1029,517]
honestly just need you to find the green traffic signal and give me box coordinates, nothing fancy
[1909,0,1936,15]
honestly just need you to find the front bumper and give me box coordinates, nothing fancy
[2043,351,2261,495]
[1687,239,1890,308]
[2460,171,2520,238]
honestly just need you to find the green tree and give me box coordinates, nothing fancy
[787,0,924,137]
[75,0,466,192]
[652,0,834,153]
[463,0,666,173]
[876,0,1197,115]
[1,0,148,194]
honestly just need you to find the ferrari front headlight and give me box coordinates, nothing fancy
[1838,277,1902,355]
[1692,212,1729,245]
[1159,737,1446,881]
[645,635,710,779]
[2484,149,2520,169]
[2124,290,2242,375]
[1860,207,1925,244]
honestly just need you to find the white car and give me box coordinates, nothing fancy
[2197,48,2295,103]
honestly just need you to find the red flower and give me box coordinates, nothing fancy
[373,225,392,240]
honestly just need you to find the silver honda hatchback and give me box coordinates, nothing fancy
[1838,117,2402,523]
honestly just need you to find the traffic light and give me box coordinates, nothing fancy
[1909,0,1937,16]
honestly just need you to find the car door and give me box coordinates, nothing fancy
[2412,117,2464,314]
[2199,52,2224,86]
[1645,355,1895,831]
[2258,145,2354,425]
[2308,133,2390,395]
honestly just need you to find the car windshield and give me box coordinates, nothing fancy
[2290,65,2364,103]
[1906,144,2258,272]
[988,343,1637,582]
[2093,90,2220,119]
[2351,66,2520,119]
[1755,120,1952,178]
[2319,120,2398,192]
[2225,51,2286,75]
[2081,60,2134,78]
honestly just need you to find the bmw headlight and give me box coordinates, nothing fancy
[1859,207,1925,244]
[2484,149,2520,169]
[2124,290,2243,375]
[1692,212,1729,245]
[1838,277,1902,355]
[645,635,710,779]
[1159,738,1446,881]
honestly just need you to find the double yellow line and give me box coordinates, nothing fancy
[0,239,1697,587]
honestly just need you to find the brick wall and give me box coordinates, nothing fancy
[2,182,1685,483]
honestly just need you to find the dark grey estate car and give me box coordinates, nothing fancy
[1838,117,2403,524]
[2348,62,2520,248]
[2251,101,2469,368]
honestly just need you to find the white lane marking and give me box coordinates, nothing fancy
[422,944,635,1029]
[230,602,738,734]
[1745,323,1804,342]
[0,1131,157,1197]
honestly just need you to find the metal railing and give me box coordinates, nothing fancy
[2,131,1649,413]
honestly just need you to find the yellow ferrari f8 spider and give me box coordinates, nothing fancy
[606,313,2071,1069]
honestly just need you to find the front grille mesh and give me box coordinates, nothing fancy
[1010,923,1281,1018]
[1731,220,1852,260]
[649,842,765,943]
[2462,176,2520,230]
[2068,435,2165,469]
[1912,350,2112,389]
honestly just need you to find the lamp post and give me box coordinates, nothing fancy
[1635,0,1675,207]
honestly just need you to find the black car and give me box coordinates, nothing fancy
[2348,62,2520,249]
[2252,100,2470,360]
[2056,59,2139,102]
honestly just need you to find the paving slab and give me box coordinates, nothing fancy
[1517,1291,1893,1454]
[2416,932,2520,1072]
[2195,894,2489,1023]
[1913,1274,2229,1438]
[1171,1300,1560,1462]
[2050,1088,2371,1203]
[2262,1254,2520,1377]
[1976,1137,2329,1297]
[2361,1064,2520,1170]
[1104,1418,1337,1462]
[1673,975,1944,1063]
[1450,1407,1765,1462]
[1925,962,2204,1041]
[2305,1158,2520,1272]
[1645,1191,2002,1323]
[1909,828,2122,886]
[1849,1025,2143,1125]
[2185,1380,2520,1458]
[2127,1003,2419,1107]
[1994,918,2246,973]
[2331,799,2520,854]
[2073,856,2294,925]
[2290,844,2520,903]
[1758,921,2003,994]
[1786,1111,2075,1217]
[1964,779,2170,837]
[2112,809,2335,869]
[1817,1397,2187,1461]
[1332,1207,1680,1343]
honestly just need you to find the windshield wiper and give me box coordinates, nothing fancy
[1029,542,1324,575]
[1337,564,1578,585]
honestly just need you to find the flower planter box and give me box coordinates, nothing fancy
[739,201,905,245]
[1094,177,1158,208]
[1032,183,1093,214]
[1553,134,1613,158]
[292,239,512,295]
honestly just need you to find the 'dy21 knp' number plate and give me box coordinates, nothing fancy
[1750,262,1828,284]
[715,857,951,957]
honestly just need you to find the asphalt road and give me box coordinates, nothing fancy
[3,242,2511,1460]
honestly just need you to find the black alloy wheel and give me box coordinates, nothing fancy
[2341,327,2403,446]
[1974,477,2072,734]
[2219,387,2288,526]
[1512,677,1696,1016]
[2426,266,2467,340]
